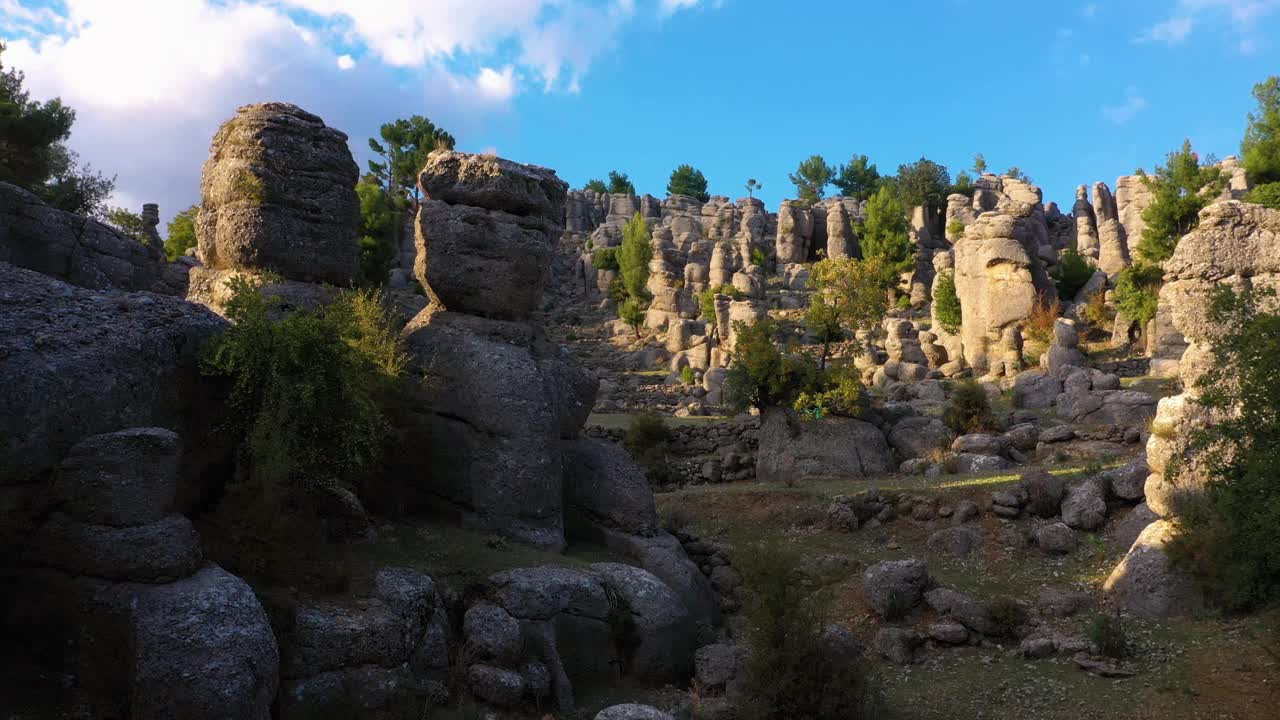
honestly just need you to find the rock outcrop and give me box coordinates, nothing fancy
[188,103,359,313]
[756,409,891,482]
[0,182,168,292]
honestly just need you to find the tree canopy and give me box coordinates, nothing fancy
[583,178,608,193]
[1137,139,1226,265]
[832,154,880,201]
[618,212,652,301]
[788,155,834,206]
[856,187,914,275]
[608,170,635,195]
[667,164,710,202]
[356,174,403,287]
[0,43,114,217]
[367,115,455,206]
[888,157,951,212]
[805,257,892,369]
[1242,76,1280,186]
[164,205,199,261]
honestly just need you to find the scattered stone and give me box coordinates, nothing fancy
[1034,523,1078,555]
[875,628,923,665]
[1038,588,1091,618]
[927,526,981,558]
[928,622,969,645]
[1061,479,1108,531]
[863,560,932,619]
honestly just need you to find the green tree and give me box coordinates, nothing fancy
[1137,139,1226,265]
[889,157,951,213]
[667,163,710,202]
[583,178,608,193]
[949,171,975,197]
[367,115,455,206]
[355,173,402,286]
[973,153,988,175]
[745,178,762,199]
[0,43,114,217]
[607,170,635,195]
[618,298,646,338]
[788,154,834,206]
[1004,166,1031,182]
[618,212,652,301]
[832,154,880,201]
[934,270,962,335]
[805,257,892,369]
[1052,248,1096,301]
[1169,286,1280,611]
[164,205,199,261]
[723,318,818,413]
[105,206,145,240]
[1241,76,1280,185]
[856,186,914,275]
[1113,262,1163,328]
[1243,182,1280,209]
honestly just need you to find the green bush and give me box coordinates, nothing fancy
[624,411,673,487]
[1243,181,1280,209]
[696,283,745,328]
[793,363,864,420]
[201,278,405,576]
[617,297,646,337]
[1113,263,1163,328]
[1082,289,1114,328]
[592,247,620,271]
[1241,76,1280,185]
[737,543,882,720]
[751,246,768,269]
[1137,140,1226,265]
[1168,286,1280,611]
[1053,248,1096,301]
[680,365,696,385]
[163,205,199,261]
[666,163,710,203]
[857,186,913,275]
[1088,613,1133,659]
[618,212,652,301]
[723,318,819,413]
[987,597,1028,638]
[896,294,911,310]
[942,380,997,434]
[945,220,966,239]
[933,270,962,335]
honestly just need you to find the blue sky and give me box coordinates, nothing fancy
[3,0,1278,225]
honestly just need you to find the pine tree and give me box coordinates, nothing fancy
[667,164,710,202]
[1242,76,1280,185]
[367,115,455,206]
[618,212,652,301]
[832,154,880,201]
[607,170,635,195]
[857,187,913,275]
[1138,139,1226,265]
[788,155,834,206]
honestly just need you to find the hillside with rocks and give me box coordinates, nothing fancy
[2,92,1279,720]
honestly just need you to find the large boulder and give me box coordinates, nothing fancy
[195,102,359,285]
[588,563,696,683]
[0,182,165,292]
[887,417,955,459]
[563,438,659,537]
[1104,520,1204,619]
[863,559,932,618]
[756,410,891,482]
[0,263,227,539]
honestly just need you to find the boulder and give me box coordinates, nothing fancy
[196,103,359,285]
[51,428,182,526]
[464,603,522,664]
[128,565,279,720]
[928,621,969,645]
[1103,455,1149,502]
[1104,520,1204,618]
[756,410,891,482]
[951,433,1008,457]
[694,643,742,694]
[589,562,696,683]
[33,512,203,583]
[1061,479,1108,531]
[595,705,676,720]
[563,438,659,537]
[887,417,955,459]
[1038,587,1090,618]
[875,628,923,664]
[863,559,932,618]
[1034,522,1078,555]
[1019,469,1065,518]
[924,587,995,635]
[0,182,165,292]
[467,664,525,707]
[1109,502,1159,551]
[927,526,981,558]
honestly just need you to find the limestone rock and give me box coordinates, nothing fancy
[863,559,932,618]
[563,438,659,537]
[595,705,675,720]
[1061,479,1108,531]
[33,512,203,583]
[1035,522,1078,554]
[887,417,955,459]
[51,428,182,526]
[927,526,981,558]
[589,562,696,683]
[875,628,922,665]
[196,103,359,284]
[756,410,891,482]
[924,587,995,635]
[1104,520,1204,618]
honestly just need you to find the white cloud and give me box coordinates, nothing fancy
[1102,87,1149,124]
[0,0,709,226]
[1139,15,1195,44]
[1138,0,1280,46]
[659,0,701,15]
[1083,3,1098,18]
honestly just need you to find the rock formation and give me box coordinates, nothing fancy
[188,102,359,313]
[1092,182,1131,275]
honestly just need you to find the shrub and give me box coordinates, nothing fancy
[945,220,966,239]
[163,204,199,260]
[1113,263,1163,328]
[618,212,652,301]
[1243,181,1280,209]
[1082,290,1114,328]
[793,363,864,420]
[592,247,620,271]
[987,597,1028,638]
[617,298,645,337]
[1241,76,1280,185]
[933,270,962,334]
[723,318,819,413]
[942,380,996,434]
[857,186,913,275]
[1137,139,1226,265]
[1053,248,1095,301]
[624,411,673,487]
[201,278,405,576]
[751,246,768,269]
[1168,286,1280,611]
[1023,294,1061,347]
[680,365,696,385]
[737,543,882,720]
[1088,613,1133,659]
[896,294,911,310]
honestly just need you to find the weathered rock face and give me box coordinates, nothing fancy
[1073,185,1099,261]
[195,103,359,285]
[1104,520,1204,619]
[1,182,167,292]
[775,200,812,264]
[0,262,227,539]
[756,409,891,482]
[953,208,1053,372]
[1092,182,1130,276]
[1115,174,1153,252]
